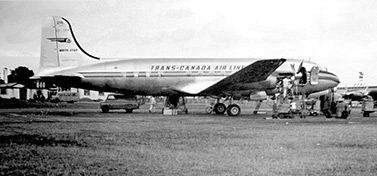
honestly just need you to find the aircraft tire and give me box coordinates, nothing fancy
[323,110,332,118]
[213,103,226,115]
[227,104,241,116]
[341,111,349,119]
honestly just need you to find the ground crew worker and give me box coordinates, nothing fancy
[298,67,307,84]
[290,100,297,114]
[149,96,156,113]
[272,101,278,119]
[322,97,331,118]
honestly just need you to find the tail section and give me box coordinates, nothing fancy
[40,16,100,71]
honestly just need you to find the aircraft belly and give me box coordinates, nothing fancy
[80,77,199,95]
[78,74,278,96]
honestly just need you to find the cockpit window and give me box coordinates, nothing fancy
[318,66,328,72]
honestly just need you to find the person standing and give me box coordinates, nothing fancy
[149,96,156,113]
[322,97,331,118]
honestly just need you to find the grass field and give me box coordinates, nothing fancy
[1,105,377,175]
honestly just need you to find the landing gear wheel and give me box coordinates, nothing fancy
[363,112,370,117]
[101,106,109,113]
[324,111,332,118]
[213,103,226,115]
[227,104,241,116]
[341,111,349,119]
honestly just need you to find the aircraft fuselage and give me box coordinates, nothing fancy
[43,58,339,97]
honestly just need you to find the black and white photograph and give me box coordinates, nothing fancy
[1,0,377,175]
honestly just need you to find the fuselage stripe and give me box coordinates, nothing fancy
[80,71,234,78]
[79,71,339,83]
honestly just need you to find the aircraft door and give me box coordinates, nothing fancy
[310,66,319,85]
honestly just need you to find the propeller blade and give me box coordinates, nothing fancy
[296,60,304,74]
[290,64,295,73]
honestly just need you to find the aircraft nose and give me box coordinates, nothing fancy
[320,70,340,86]
[330,72,340,84]
[333,73,340,84]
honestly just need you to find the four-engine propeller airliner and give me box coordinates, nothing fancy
[34,16,340,116]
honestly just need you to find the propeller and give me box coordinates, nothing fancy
[281,60,304,98]
[290,59,304,80]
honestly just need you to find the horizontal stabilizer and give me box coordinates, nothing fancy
[29,75,83,89]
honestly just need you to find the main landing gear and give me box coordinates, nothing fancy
[210,97,241,116]
[163,95,188,114]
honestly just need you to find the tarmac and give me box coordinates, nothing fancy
[0,101,374,119]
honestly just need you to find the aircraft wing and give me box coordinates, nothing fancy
[178,59,286,95]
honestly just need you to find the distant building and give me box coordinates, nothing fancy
[0,82,25,99]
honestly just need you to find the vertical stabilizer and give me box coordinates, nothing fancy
[40,16,100,71]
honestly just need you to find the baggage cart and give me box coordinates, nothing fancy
[361,99,374,117]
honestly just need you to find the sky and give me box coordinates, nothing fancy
[1,0,377,86]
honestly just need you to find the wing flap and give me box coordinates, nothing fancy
[178,80,220,95]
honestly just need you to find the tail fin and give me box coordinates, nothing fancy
[40,16,100,71]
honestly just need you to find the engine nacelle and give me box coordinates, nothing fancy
[266,88,279,95]
[249,91,268,101]
[259,76,278,89]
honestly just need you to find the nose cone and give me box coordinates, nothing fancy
[319,70,340,87]
[333,73,340,84]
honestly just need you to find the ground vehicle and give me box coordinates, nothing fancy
[50,91,79,103]
[320,94,351,119]
[272,100,294,118]
[361,98,374,117]
[100,94,143,113]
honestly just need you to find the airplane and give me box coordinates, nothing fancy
[33,16,340,116]
[338,83,377,102]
